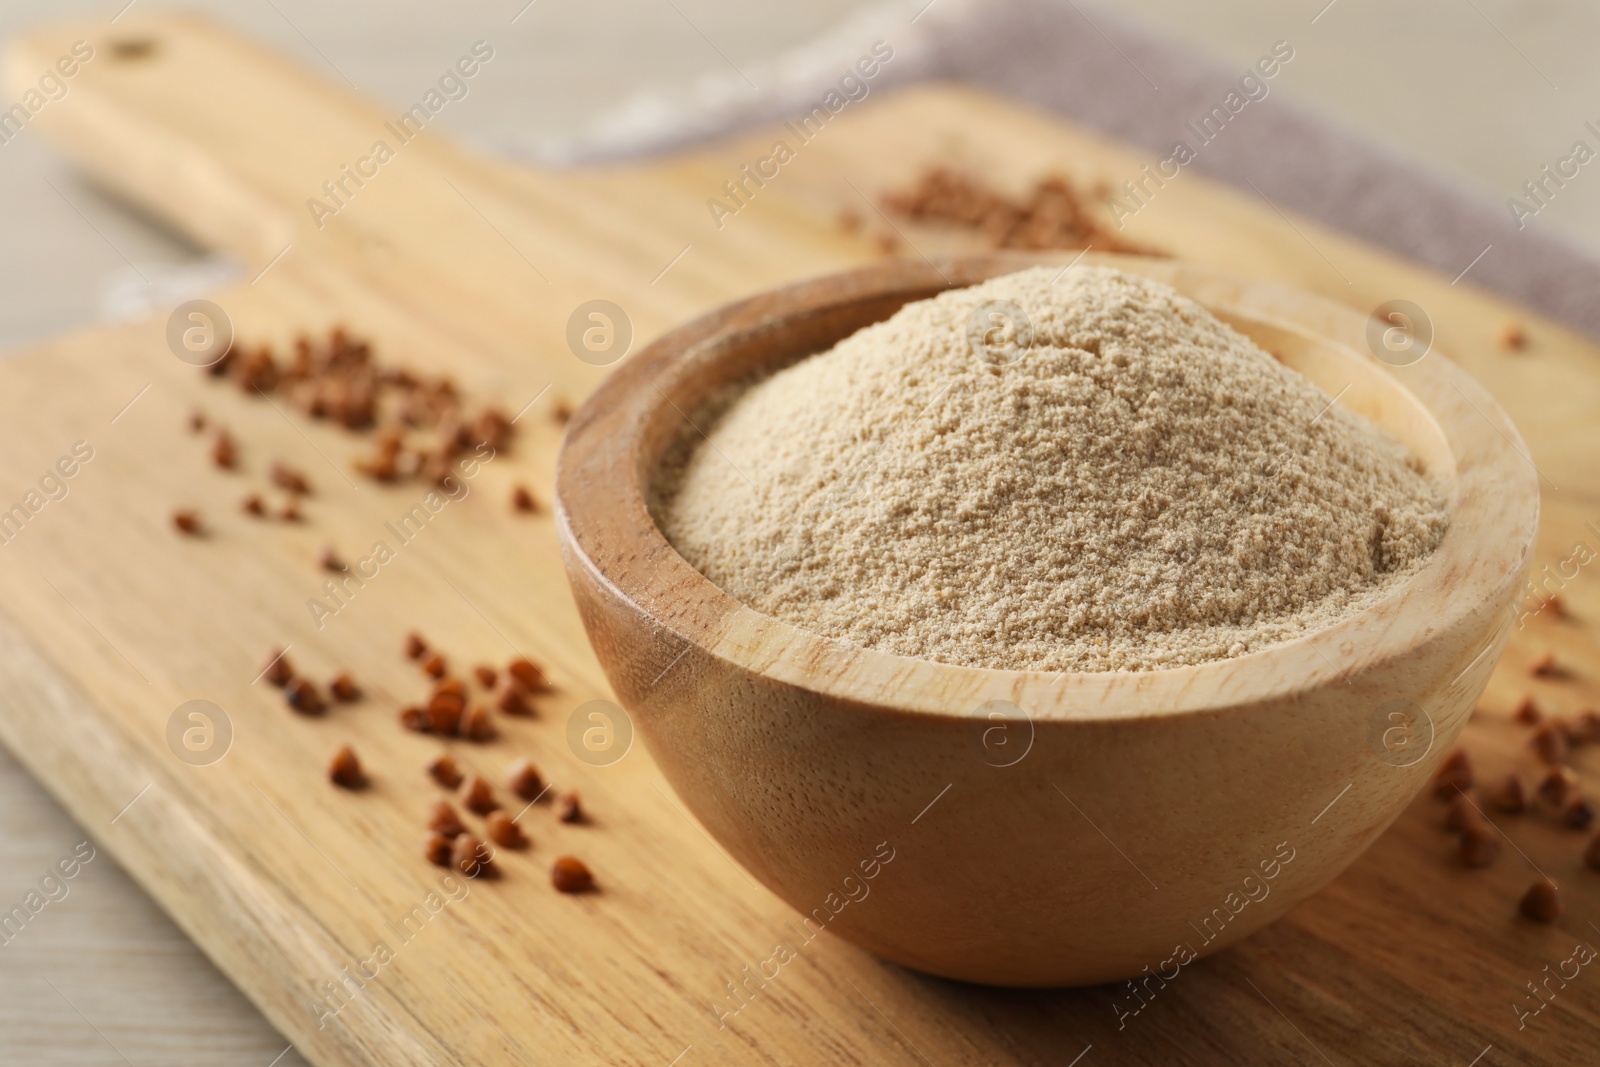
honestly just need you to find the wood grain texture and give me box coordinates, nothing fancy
[0,739,313,1067]
[0,12,1596,1065]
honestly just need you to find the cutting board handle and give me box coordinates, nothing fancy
[4,15,404,263]
[6,14,641,365]
[4,15,565,311]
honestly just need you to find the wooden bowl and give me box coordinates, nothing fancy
[554,252,1539,986]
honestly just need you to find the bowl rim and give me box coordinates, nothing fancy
[554,252,1540,722]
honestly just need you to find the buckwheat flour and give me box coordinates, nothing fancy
[655,266,1449,672]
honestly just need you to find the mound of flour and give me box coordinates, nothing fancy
[657,266,1448,672]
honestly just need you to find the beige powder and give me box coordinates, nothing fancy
[656,266,1449,672]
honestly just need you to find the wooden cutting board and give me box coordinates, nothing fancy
[3,13,1598,1066]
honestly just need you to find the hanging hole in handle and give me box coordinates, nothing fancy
[110,37,158,60]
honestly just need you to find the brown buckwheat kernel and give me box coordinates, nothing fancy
[423,833,452,867]
[270,461,311,495]
[551,856,594,893]
[173,510,203,535]
[459,705,495,742]
[462,775,499,815]
[497,687,532,716]
[1444,793,1480,832]
[262,649,294,687]
[486,811,525,848]
[211,431,237,469]
[1489,774,1527,814]
[427,753,463,789]
[1432,749,1473,799]
[558,792,583,824]
[427,799,466,839]
[1538,767,1578,807]
[1458,824,1499,868]
[1530,723,1569,766]
[507,758,544,802]
[507,658,547,692]
[1519,879,1563,923]
[452,835,494,878]
[286,678,325,715]
[329,673,361,702]
[426,692,464,736]
[1560,795,1595,830]
[328,745,365,788]
[1571,710,1600,745]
